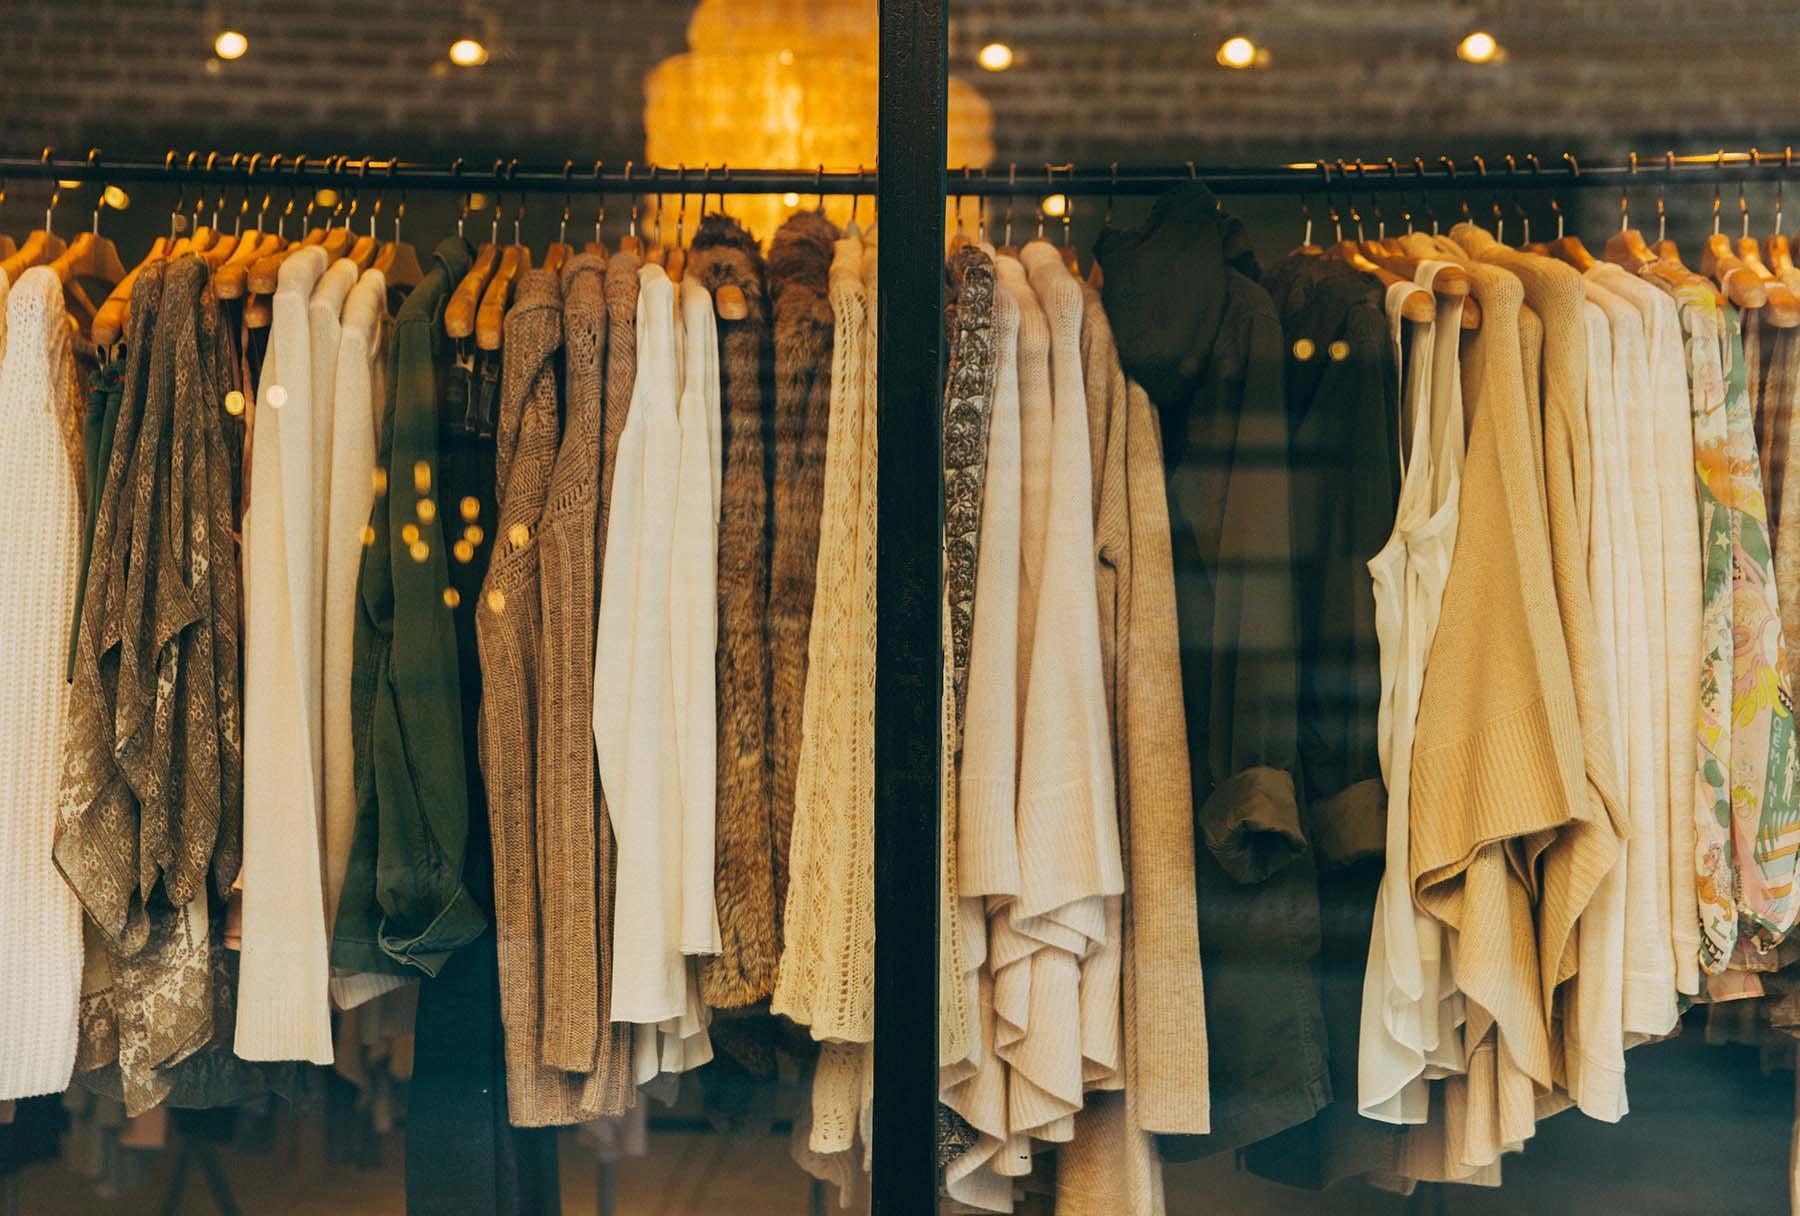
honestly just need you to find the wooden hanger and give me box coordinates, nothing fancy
[1348,213,1476,327]
[373,202,424,292]
[1325,208,1437,325]
[475,244,529,351]
[541,183,573,277]
[1726,179,1800,326]
[46,211,126,295]
[446,194,502,340]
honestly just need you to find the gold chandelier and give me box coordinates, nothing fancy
[644,0,994,241]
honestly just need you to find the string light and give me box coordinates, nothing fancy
[977,42,1014,72]
[213,29,249,60]
[783,191,801,206]
[101,185,130,210]
[1215,36,1267,69]
[1041,193,1068,218]
[1457,30,1502,63]
[450,37,489,67]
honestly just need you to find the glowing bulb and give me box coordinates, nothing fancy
[313,187,339,208]
[777,48,795,66]
[1041,193,1068,219]
[213,29,248,60]
[449,37,489,67]
[57,179,82,189]
[1457,30,1499,63]
[102,185,130,210]
[977,42,1014,72]
[783,191,800,207]
[1216,36,1257,69]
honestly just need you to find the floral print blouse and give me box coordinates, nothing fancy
[1668,279,1800,973]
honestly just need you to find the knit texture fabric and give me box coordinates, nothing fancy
[536,253,605,1071]
[481,269,620,1125]
[773,228,875,1042]
[536,252,632,1103]
[766,211,839,938]
[0,267,85,1101]
[944,246,999,739]
[693,215,780,1009]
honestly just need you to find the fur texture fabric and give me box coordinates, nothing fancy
[692,216,779,1009]
[764,211,839,938]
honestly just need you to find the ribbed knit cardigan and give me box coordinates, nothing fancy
[767,213,839,899]
[693,215,780,1009]
[1390,234,1571,1176]
[0,267,85,1101]
[1451,229,1626,1073]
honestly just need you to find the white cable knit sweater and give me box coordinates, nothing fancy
[0,267,86,1100]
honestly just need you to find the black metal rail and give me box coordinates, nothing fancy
[6,147,1800,196]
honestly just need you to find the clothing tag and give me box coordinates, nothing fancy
[472,354,502,440]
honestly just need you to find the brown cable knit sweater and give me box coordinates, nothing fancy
[692,215,778,1009]
[533,253,632,1109]
[479,269,617,1125]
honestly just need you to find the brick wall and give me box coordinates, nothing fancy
[2,0,1795,252]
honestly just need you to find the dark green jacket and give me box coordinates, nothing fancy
[331,235,487,976]
[1098,184,1330,1159]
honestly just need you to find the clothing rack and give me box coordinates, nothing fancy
[4,146,1800,198]
[11,91,1800,1216]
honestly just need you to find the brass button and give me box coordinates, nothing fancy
[1328,339,1351,362]
[1291,338,1315,361]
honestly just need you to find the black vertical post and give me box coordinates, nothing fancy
[874,0,945,1212]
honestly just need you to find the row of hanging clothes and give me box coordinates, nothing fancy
[935,168,1800,1213]
[0,162,882,1210]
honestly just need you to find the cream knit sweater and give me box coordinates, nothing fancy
[1397,234,1565,1176]
[1588,262,1704,999]
[0,267,85,1101]
[238,244,335,1064]
[594,265,712,1079]
[1583,271,1681,1042]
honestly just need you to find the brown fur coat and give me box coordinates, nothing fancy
[764,211,839,937]
[692,216,778,1008]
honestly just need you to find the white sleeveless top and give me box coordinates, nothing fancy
[1358,263,1469,1123]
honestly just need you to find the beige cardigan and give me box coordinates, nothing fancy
[1397,235,1568,1176]
[1057,288,1209,1216]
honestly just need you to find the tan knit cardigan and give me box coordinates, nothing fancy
[1452,225,1627,1036]
[533,253,634,1106]
[1058,291,1209,1216]
[478,270,614,1125]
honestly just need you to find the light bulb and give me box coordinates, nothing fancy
[449,37,489,67]
[1041,193,1068,218]
[977,42,1014,72]
[314,187,339,208]
[102,185,130,210]
[57,179,82,189]
[1216,36,1257,69]
[213,29,248,60]
[1457,30,1500,63]
[783,191,800,207]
